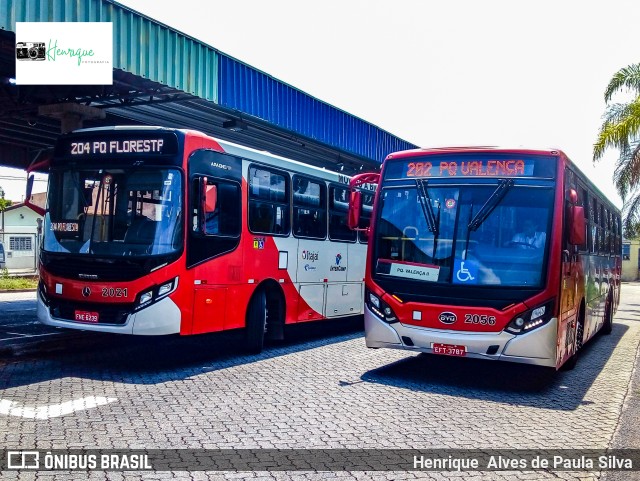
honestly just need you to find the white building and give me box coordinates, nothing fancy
[0,193,45,270]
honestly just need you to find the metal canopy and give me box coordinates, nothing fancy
[0,0,417,174]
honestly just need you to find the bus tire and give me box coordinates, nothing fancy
[601,296,613,335]
[245,289,267,353]
[265,288,285,341]
[575,316,584,351]
[562,312,584,371]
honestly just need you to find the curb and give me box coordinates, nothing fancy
[0,289,37,293]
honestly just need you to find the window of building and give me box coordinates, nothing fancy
[623,243,631,260]
[9,236,32,251]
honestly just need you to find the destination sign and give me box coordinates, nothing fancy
[54,132,180,160]
[69,139,165,156]
[384,154,557,180]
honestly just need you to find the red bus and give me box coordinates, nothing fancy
[348,147,621,369]
[30,126,372,352]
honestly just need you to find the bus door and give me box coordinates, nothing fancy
[188,150,243,334]
[296,239,327,321]
[558,180,584,365]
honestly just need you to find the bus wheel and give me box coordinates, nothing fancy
[245,289,267,353]
[601,297,613,335]
[265,289,285,341]
[575,317,584,351]
[562,317,583,371]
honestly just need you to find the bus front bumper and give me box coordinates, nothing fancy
[36,290,181,335]
[364,305,557,368]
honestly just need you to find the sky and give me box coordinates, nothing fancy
[1,0,638,207]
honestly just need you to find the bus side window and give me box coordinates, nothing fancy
[292,176,326,239]
[248,166,290,235]
[329,185,357,242]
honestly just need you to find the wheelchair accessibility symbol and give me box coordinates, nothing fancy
[453,259,478,284]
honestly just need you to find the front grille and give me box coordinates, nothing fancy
[41,252,181,282]
[48,297,133,325]
[43,256,144,282]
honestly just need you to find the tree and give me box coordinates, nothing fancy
[0,186,11,212]
[593,63,640,236]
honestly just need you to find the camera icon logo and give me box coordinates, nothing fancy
[7,451,40,469]
[16,42,46,61]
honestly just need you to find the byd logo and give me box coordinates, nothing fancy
[438,312,457,324]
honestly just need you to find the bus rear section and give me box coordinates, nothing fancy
[351,148,620,370]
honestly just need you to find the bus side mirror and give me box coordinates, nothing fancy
[569,205,586,245]
[25,150,51,217]
[199,177,217,234]
[205,184,217,213]
[25,174,45,216]
[26,174,34,199]
[347,190,362,230]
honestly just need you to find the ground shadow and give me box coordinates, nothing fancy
[0,315,364,390]
[359,322,629,411]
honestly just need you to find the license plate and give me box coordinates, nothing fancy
[432,343,466,357]
[75,310,99,323]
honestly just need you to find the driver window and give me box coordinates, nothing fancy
[197,178,240,237]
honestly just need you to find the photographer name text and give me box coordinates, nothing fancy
[414,455,633,471]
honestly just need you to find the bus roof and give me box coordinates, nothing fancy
[69,125,356,184]
[385,146,565,159]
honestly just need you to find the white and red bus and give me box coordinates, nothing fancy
[348,147,621,369]
[31,126,373,352]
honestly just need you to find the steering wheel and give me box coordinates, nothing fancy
[507,241,536,249]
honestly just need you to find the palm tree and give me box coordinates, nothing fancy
[593,63,640,235]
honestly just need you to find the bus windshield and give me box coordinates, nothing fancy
[43,168,183,257]
[374,183,554,287]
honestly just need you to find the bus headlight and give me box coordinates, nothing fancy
[505,300,554,335]
[139,291,153,305]
[135,277,179,311]
[158,281,173,298]
[366,288,398,324]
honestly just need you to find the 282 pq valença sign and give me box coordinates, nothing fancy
[15,22,113,85]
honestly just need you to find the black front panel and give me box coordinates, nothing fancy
[41,251,179,282]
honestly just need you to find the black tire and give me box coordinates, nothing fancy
[265,290,285,341]
[245,290,267,353]
[601,297,613,335]
[561,351,577,371]
[561,317,583,371]
[575,317,584,351]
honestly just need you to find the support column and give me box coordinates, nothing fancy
[38,103,106,133]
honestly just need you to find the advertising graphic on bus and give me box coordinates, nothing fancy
[31,126,374,353]
[348,147,621,370]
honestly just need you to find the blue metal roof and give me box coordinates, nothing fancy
[0,0,417,166]
[218,56,415,162]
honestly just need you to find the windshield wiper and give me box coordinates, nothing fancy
[416,179,439,235]
[467,178,514,231]
[415,179,441,259]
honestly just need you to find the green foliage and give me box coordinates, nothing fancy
[0,198,11,211]
[594,63,640,234]
[605,64,640,102]
[0,272,39,290]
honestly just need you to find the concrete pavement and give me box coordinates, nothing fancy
[0,285,639,480]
